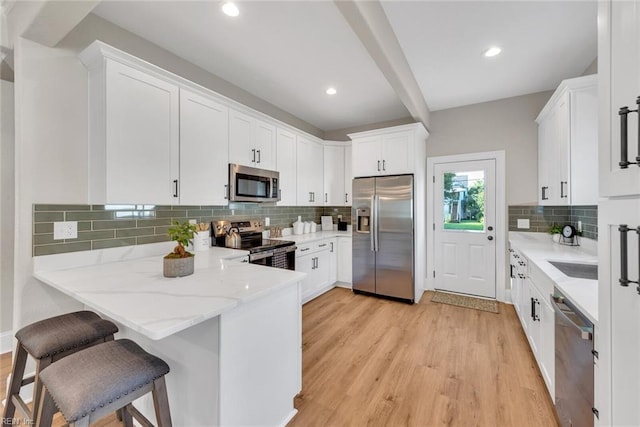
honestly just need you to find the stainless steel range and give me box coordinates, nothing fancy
[212,220,296,270]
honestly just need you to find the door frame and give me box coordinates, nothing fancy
[426,150,506,302]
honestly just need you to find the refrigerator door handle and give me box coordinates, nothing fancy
[374,195,380,252]
[370,196,375,252]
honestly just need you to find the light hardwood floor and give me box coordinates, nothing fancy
[288,288,558,427]
[1,288,557,426]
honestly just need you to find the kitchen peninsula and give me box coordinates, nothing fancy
[33,243,305,426]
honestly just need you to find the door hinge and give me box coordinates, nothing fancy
[433,270,435,278]
[592,407,599,419]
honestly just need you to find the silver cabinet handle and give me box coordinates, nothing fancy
[173,179,179,198]
[560,181,568,198]
[330,242,334,252]
[252,148,256,163]
[345,193,348,203]
[319,243,327,247]
[300,247,310,252]
[309,192,313,202]
[257,149,261,164]
[312,192,315,202]
[377,160,380,172]
[541,186,548,200]
[325,193,328,203]
[382,159,386,171]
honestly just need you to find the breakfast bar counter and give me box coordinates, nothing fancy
[33,243,305,426]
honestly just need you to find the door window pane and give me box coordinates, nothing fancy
[443,170,485,231]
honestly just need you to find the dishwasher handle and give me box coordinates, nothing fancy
[550,295,593,340]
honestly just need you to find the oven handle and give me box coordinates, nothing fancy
[550,295,593,340]
[249,250,274,262]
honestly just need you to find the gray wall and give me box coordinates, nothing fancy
[59,13,324,139]
[1,80,14,337]
[427,91,553,206]
[582,57,597,76]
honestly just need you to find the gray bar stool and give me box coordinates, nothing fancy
[36,339,172,427]
[2,311,119,426]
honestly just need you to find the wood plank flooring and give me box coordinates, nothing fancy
[288,288,558,427]
[2,288,556,426]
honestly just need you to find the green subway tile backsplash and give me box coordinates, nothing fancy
[33,204,353,256]
[508,205,598,240]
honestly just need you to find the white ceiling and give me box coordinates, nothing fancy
[92,0,597,132]
[92,0,410,132]
[382,0,597,111]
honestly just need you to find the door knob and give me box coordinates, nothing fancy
[487,236,494,241]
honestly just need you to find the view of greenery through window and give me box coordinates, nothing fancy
[443,171,485,231]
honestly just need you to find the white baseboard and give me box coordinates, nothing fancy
[1,330,13,354]
[279,409,298,427]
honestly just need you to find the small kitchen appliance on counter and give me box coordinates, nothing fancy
[212,219,296,270]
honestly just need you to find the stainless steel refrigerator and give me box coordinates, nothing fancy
[352,175,414,303]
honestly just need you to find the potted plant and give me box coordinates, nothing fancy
[163,220,198,277]
[548,224,562,243]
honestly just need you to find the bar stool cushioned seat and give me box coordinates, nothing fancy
[15,311,119,359]
[39,339,171,425]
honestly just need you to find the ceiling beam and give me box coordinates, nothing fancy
[5,0,98,50]
[334,0,431,132]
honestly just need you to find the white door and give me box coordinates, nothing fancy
[434,159,496,298]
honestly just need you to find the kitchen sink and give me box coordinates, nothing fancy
[548,261,598,280]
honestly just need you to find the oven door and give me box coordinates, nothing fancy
[249,250,274,267]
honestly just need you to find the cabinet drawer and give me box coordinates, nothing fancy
[296,240,330,257]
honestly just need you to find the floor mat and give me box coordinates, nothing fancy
[431,291,499,313]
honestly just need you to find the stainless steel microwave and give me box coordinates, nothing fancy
[228,163,280,203]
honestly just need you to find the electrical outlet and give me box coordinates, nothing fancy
[578,221,582,232]
[265,217,270,226]
[338,214,343,221]
[517,219,530,229]
[188,219,197,225]
[53,221,78,240]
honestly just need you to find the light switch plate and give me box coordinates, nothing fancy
[517,219,530,229]
[53,221,78,239]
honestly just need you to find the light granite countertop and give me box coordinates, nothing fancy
[272,229,352,244]
[509,232,598,324]
[33,243,306,340]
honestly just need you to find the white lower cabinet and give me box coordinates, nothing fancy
[296,240,331,303]
[510,250,555,402]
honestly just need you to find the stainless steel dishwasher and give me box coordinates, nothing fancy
[551,287,595,427]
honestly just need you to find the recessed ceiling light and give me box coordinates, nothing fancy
[222,2,239,17]
[326,87,337,95]
[483,46,502,57]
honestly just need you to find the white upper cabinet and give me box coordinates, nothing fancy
[297,137,324,206]
[81,54,180,204]
[179,89,229,205]
[536,75,598,206]
[323,144,345,206]
[349,124,424,178]
[229,109,276,170]
[276,128,297,205]
[344,144,352,206]
[599,1,640,197]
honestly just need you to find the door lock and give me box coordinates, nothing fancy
[487,236,494,241]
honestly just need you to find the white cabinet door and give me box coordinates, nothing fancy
[555,96,570,205]
[315,250,331,291]
[297,137,324,206]
[540,292,555,401]
[229,110,275,169]
[229,109,254,167]
[351,136,381,177]
[296,253,316,303]
[102,60,179,204]
[337,237,352,284]
[276,128,297,205]
[179,89,229,205]
[323,145,345,205]
[328,238,337,284]
[344,145,352,206]
[600,1,640,197]
[538,117,554,205]
[538,95,568,206]
[569,86,599,205]
[254,119,276,170]
[599,197,640,425]
[380,131,413,175]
